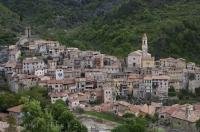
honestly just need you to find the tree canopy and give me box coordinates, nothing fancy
[22,99,87,132]
[112,117,147,132]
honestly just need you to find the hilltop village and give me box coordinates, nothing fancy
[1,28,200,131]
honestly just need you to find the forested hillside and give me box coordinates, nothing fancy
[0,0,200,63]
[0,3,22,45]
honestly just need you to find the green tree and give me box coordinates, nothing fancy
[195,87,200,96]
[0,92,20,112]
[50,100,87,132]
[112,117,147,132]
[22,99,61,132]
[168,86,176,97]
[19,85,49,107]
[196,119,200,131]
[112,125,130,132]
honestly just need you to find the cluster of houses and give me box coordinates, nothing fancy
[1,28,200,131]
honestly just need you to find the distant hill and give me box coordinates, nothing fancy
[0,0,200,63]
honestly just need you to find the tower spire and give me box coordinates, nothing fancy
[142,33,148,53]
[25,26,31,38]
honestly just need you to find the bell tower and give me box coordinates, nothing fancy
[142,33,148,53]
[25,26,31,38]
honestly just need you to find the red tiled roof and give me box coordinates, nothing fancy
[47,79,75,85]
[171,109,200,123]
[7,105,23,113]
[23,57,43,63]
[20,74,38,79]
[49,92,68,97]
[194,104,200,111]
[47,79,64,84]
[5,61,17,68]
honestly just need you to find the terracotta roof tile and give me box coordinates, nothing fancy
[49,92,68,97]
[7,105,23,113]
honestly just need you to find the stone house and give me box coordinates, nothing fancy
[103,83,116,103]
[152,75,170,99]
[103,65,120,74]
[187,62,196,71]
[8,74,39,92]
[47,79,75,93]
[19,74,39,89]
[8,49,21,61]
[93,102,114,112]
[49,92,69,104]
[93,54,104,68]
[48,45,65,58]
[63,58,74,69]
[81,58,93,69]
[23,57,46,74]
[74,58,81,69]
[9,75,20,93]
[65,47,80,59]
[112,101,156,117]
[63,69,81,78]
[5,62,22,75]
[47,79,67,93]
[68,94,80,110]
[112,78,129,97]
[158,104,200,132]
[77,92,90,105]
[48,59,57,70]
[159,57,186,70]
[85,78,96,91]
[113,101,131,116]
[35,68,47,77]
[167,69,184,91]
[4,61,17,74]
[75,78,86,92]
[138,75,170,99]
[85,69,107,81]
[188,70,200,93]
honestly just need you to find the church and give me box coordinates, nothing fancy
[127,33,155,68]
